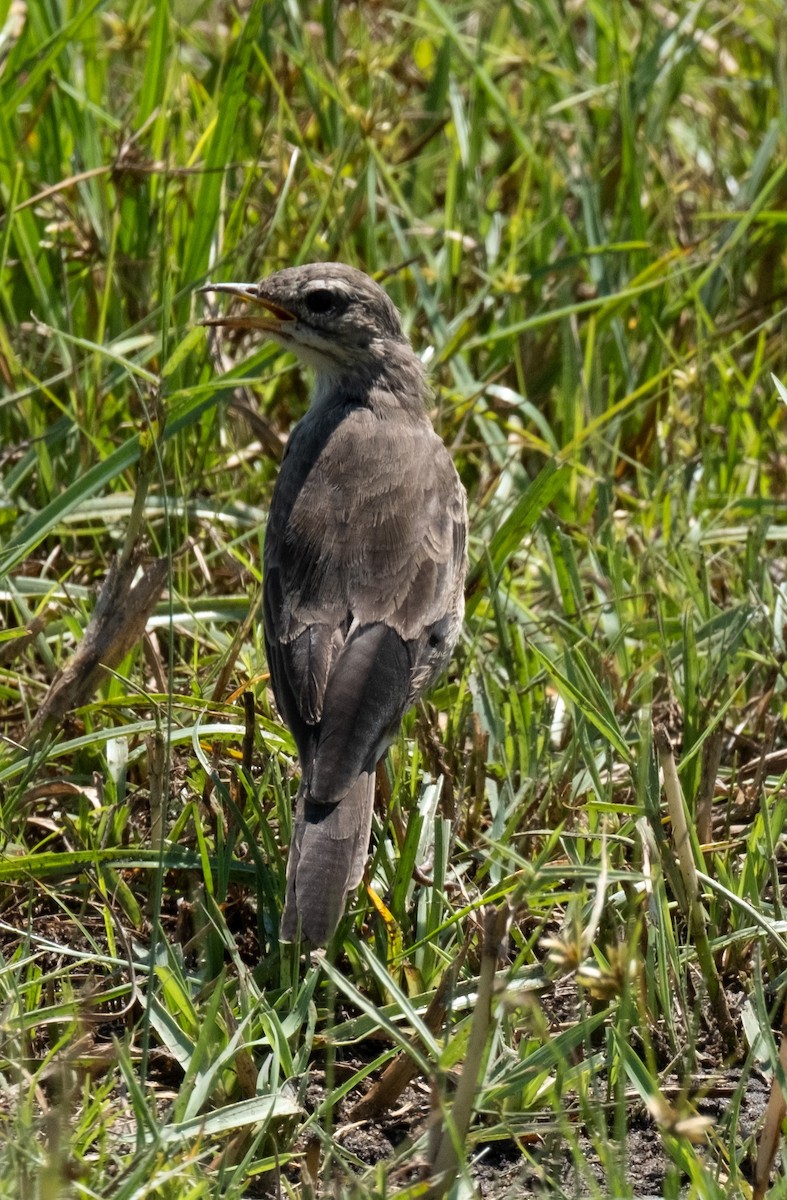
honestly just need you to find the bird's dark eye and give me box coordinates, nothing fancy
[304,288,337,314]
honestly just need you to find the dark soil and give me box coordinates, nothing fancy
[282,1045,770,1198]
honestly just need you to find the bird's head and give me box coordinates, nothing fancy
[200,263,409,378]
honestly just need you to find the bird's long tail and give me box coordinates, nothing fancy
[281,771,376,945]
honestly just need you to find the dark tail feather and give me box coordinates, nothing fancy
[281,771,376,945]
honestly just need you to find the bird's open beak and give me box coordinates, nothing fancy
[198,282,296,331]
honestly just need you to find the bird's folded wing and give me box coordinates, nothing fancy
[307,622,411,805]
[264,407,466,780]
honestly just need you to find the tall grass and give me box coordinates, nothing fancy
[1,0,786,1196]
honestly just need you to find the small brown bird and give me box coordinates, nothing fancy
[202,263,467,944]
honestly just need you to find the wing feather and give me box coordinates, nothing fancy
[264,399,466,818]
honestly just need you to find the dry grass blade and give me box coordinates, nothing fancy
[427,904,511,1197]
[0,604,57,666]
[26,548,169,742]
[349,935,471,1123]
[753,998,787,1200]
[654,723,738,1054]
